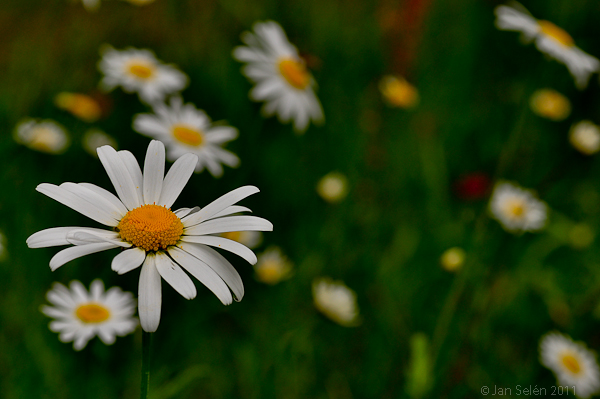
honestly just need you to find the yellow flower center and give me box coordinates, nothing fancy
[172,124,204,147]
[29,127,63,153]
[379,76,419,108]
[539,21,574,47]
[278,58,310,90]
[55,93,102,122]
[256,261,285,284]
[561,353,582,375]
[505,199,525,218]
[117,204,183,251]
[75,303,110,323]
[127,61,155,80]
[530,90,571,121]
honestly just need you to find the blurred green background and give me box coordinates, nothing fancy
[2,0,600,398]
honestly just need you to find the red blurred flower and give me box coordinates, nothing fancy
[454,173,491,200]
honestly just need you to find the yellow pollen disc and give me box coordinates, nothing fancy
[506,200,525,218]
[380,76,419,108]
[75,303,110,323]
[278,58,310,90]
[539,21,574,47]
[127,61,155,80]
[118,204,183,251]
[172,124,204,147]
[561,353,582,374]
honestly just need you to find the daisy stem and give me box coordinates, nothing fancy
[140,331,153,399]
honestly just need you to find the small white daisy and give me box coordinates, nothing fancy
[82,129,118,157]
[233,20,324,133]
[98,46,188,105]
[312,277,360,327]
[540,332,600,398]
[41,279,137,350]
[495,3,600,89]
[220,231,262,249]
[27,140,273,332]
[316,172,349,203]
[133,97,239,177]
[489,182,548,233]
[14,118,70,155]
[570,121,600,155]
[253,246,293,285]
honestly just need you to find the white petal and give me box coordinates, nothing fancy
[66,229,131,248]
[184,216,273,236]
[180,235,257,264]
[182,186,260,227]
[118,150,144,206]
[157,153,198,208]
[112,247,147,274]
[49,242,118,271]
[174,207,200,218]
[175,242,242,301]
[168,246,233,304]
[60,183,123,223]
[41,305,70,319]
[138,253,162,332]
[97,145,142,211]
[90,279,104,302]
[207,206,252,220]
[143,140,165,205]
[78,183,128,217]
[27,227,79,248]
[155,252,197,300]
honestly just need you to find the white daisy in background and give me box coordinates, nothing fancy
[253,246,293,285]
[41,279,137,350]
[27,140,273,332]
[495,3,600,89]
[133,97,239,177]
[570,121,600,155]
[220,231,263,249]
[54,92,102,123]
[82,128,118,157]
[379,75,419,109]
[540,332,600,398]
[312,277,360,327]
[13,118,70,155]
[489,182,548,233]
[98,46,188,105]
[81,0,100,12]
[529,89,571,121]
[316,172,349,203]
[439,247,466,272]
[233,20,324,133]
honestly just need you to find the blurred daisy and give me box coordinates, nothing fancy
[233,20,324,133]
[14,118,70,154]
[489,182,548,233]
[82,128,118,157]
[133,97,239,177]
[529,89,571,121]
[570,121,600,155]
[313,277,360,327]
[440,247,465,272]
[98,46,188,105]
[80,0,100,11]
[540,332,600,398]
[220,231,262,249]
[495,3,600,89]
[41,280,137,350]
[54,92,102,123]
[254,246,293,285]
[317,172,349,203]
[122,0,155,5]
[27,140,273,332]
[379,75,419,108]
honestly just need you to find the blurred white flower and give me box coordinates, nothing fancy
[379,75,419,109]
[98,46,188,105]
[254,246,293,285]
[220,231,262,249]
[14,118,70,155]
[313,277,360,327]
[41,280,137,350]
[316,172,349,203]
[54,92,102,123]
[495,3,599,89]
[529,89,571,121]
[27,140,273,332]
[489,182,547,233]
[81,0,100,12]
[82,129,118,157]
[133,97,239,177]
[233,20,324,133]
[570,121,600,155]
[540,332,600,398]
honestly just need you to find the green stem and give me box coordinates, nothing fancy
[140,331,153,399]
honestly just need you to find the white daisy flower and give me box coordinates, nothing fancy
[98,46,188,105]
[220,231,262,249]
[41,279,137,350]
[14,118,70,155]
[27,140,273,332]
[495,3,600,89]
[570,121,600,155]
[540,332,600,398]
[233,20,324,133]
[253,246,293,285]
[489,182,548,233]
[82,129,118,158]
[133,97,239,177]
[312,277,360,327]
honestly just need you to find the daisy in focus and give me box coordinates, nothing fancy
[41,280,137,350]
[570,121,600,155]
[495,3,600,89]
[220,231,262,249]
[27,140,273,332]
[54,92,102,122]
[133,97,239,177]
[98,46,188,105]
[489,182,548,233]
[253,246,293,285]
[312,277,360,327]
[540,332,600,398]
[379,75,419,109]
[233,20,324,133]
[14,118,70,154]
[82,129,118,157]
[529,89,571,121]
[316,172,349,203]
